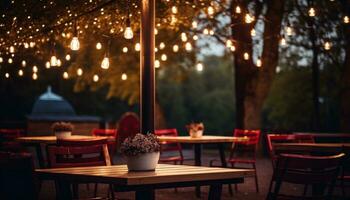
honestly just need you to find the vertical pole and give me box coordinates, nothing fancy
[140,0,155,134]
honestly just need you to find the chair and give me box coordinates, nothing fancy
[0,129,26,152]
[0,152,38,200]
[91,128,117,158]
[266,134,315,167]
[266,153,344,200]
[155,129,184,164]
[116,112,140,148]
[47,138,113,199]
[339,146,350,197]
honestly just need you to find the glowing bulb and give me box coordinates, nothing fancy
[251,29,256,36]
[308,7,315,17]
[344,16,349,24]
[203,28,209,35]
[154,28,158,35]
[77,68,83,76]
[101,57,110,69]
[65,54,71,61]
[196,62,204,72]
[256,57,262,68]
[24,43,29,48]
[245,14,254,23]
[280,37,286,46]
[193,35,198,40]
[230,45,236,52]
[181,32,187,42]
[21,60,26,67]
[8,58,13,64]
[243,52,249,60]
[9,46,15,53]
[159,42,165,49]
[0,57,3,63]
[18,69,23,76]
[286,26,293,36]
[135,43,141,51]
[209,29,214,35]
[226,40,232,48]
[155,60,160,68]
[173,45,179,52]
[45,61,50,69]
[121,73,127,80]
[70,36,80,51]
[32,65,38,73]
[235,6,241,14]
[93,74,99,82]
[29,42,35,48]
[192,21,198,29]
[63,71,69,79]
[185,42,192,51]
[161,54,167,61]
[207,6,214,16]
[50,56,58,66]
[122,47,128,53]
[155,47,158,52]
[57,59,62,67]
[5,73,9,78]
[124,27,133,39]
[32,73,37,80]
[324,41,331,50]
[171,6,178,14]
[96,42,102,50]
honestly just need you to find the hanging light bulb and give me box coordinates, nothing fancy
[70,36,80,51]
[209,29,214,35]
[77,68,83,76]
[63,71,69,79]
[308,7,315,17]
[196,62,204,72]
[135,43,141,51]
[251,29,256,37]
[161,54,167,61]
[21,60,26,67]
[159,42,165,49]
[245,14,254,23]
[96,42,102,50]
[192,21,198,29]
[226,40,232,48]
[8,58,13,64]
[203,28,209,35]
[155,47,158,52]
[57,59,62,67]
[155,60,160,68]
[9,46,15,53]
[121,73,127,80]
[324,41,331,50]
[286,26,293,36]
[344,16,349,24]
[32,65,38,73]
[122,47,128,53]
[185,42,192,51]
[0,57,3,63]
[154,28,158,35]
[5,73,9,78]
[24,43,29,48]
[45,61,51,69]
[243,52,249,60]
[32,73,38,80]
[50,55,58,66]
[193,35,199,40]
[256,57,262,68]
[230,45,236,52]
[93,74,99,82]
[173,44,179,52]
[29,42,35,48]
[18,69,23,76]
[280,35,287,46]
[207,6,215,16]
[65,54,71,61]
[181,32,187,42]
[171,6,178,14]
[235,6,241,14]
[124,17,133,39]
[101,56,110,69]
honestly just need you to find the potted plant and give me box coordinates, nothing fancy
[52,122,74,139]
[120,133,160,171]
[186,122,204,138]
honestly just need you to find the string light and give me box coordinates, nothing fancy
[344,16,349,24]
[235,6,241,14]
[96,42,102,50]
[21,60,26,67]
[8,58,13,64]
[159,42,165,49]
[173,44,179,52]
[70,21,80,50]
[45,61,51,69]
[243,52,249,60]
[256,57,262,68]
[122,47,128,53]
[207,6,215,16]
[308,7,315,17]
[245,14,254,23]
[280,35,287,46]
[209,29,214,35]
[57,59,62,67]
[185,42,192,51]
[65,54,71,61]
[18,69,23,76]
[50,55,58,66]
[155,60,160,68]
[226,40,232,48]
[251,29,256,37]
[9,46,15,53]
[32,73,37,80]
[0,57,3,63]
[230,45,236,52]
[77,68,83,76]
[135,43,141,51]
[63,71,69,79]
[192,21,198,29]
[154,28,158,35]
[124,14,133,39]
[193,35,198,40]
[171,6,178,14]
[324,41,331,50]
[93,74,99,82]
[101,56,110,69]
[29,42,35,48]
[181,32,187,42]
[121,73,127,80]
[5,73,9,78]
[32,65,38,73]
[24,43,29,48]
[196,62,204,72]
[286,26,293,36]
[161,54,167,61]
[203,28,209,35]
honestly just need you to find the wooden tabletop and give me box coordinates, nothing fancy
[17,135,113,144]
[274,143,350,153]
[158,135,248,144]
[36,164,254,186]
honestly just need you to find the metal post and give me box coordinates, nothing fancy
[140,0,155,134]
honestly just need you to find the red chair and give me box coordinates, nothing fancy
[155,129,184,164]
[0,152,38,200]
[267,153,344,200]
[91,128,117,158]
[0,129,26,152]
[116,112,140,148]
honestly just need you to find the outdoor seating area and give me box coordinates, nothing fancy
[1,0,350,200]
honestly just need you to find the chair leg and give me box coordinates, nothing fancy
[109,184,115,200]
[94,183,98,197]
[72,184,79,199]
[228,184,233,196]
[253,163,259,193]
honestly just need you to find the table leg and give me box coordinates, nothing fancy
[208,184,222,200]
[56,179,72,200]
[135,190,155,200]
[194,143,202,197]
[218,143,227,168]
[34,143,46,168]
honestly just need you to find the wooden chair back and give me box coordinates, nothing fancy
[0,152,38,200]
[116,112,140,147]
[48,138,111,168]
[155,129,184,160]
[267,153,344,199]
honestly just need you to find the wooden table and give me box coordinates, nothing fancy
[17,135,112,168]
[36,164,254,200]
[273,143,350,154]
[158,135,248,197]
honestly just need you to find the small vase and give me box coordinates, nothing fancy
[189,130,203,138]
[55,131,72,139]
[126,151,160,171]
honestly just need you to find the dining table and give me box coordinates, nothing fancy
[273,142,350,154]
[36,164,254,200]
[17,135,113,168]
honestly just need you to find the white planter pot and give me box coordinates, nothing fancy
[126,151,160,171]
[55,131,72,139]
[189,130,203,138]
